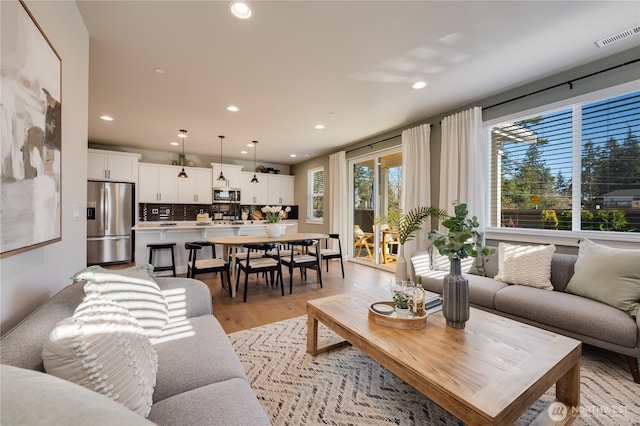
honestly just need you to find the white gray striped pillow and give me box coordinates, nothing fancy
[73,264,169,338]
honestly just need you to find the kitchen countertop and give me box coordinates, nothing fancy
[132,220,296,230]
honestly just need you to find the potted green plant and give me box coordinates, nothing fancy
[392,289,410,317]
[376,206,447,280]
[429,202,492,329]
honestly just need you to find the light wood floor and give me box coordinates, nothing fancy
[206,260,394,333]
[106,259,396,334]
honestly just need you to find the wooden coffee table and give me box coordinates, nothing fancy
[307,288,581,425]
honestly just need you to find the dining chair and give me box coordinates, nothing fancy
[184,242,231,295]
[309,234,344,277]
[236,243,283,302]
[280,239,323,294]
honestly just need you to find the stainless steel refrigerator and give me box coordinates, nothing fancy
[87,181,134,265]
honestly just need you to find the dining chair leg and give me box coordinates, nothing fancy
[243,271,249,303]
[289,265,294,294]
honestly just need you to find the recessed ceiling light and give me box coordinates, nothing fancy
[241,150,248,154]
[100,115,114,121]
[177,130,188,138]
[154,68,165,74]
[290,154,297,158]
[304,153,314,157]
[314,124,325,130]
[412,81,428,89]
[247,143,255,147]
[170,141,179,146]
[227,105,239,112]
[229,2,253,19]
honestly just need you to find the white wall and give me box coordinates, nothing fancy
[1,1,89,334]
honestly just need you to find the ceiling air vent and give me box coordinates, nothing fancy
[595,26,640,48]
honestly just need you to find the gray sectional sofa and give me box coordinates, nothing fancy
[411,248,640,384]
[0,277,270,425]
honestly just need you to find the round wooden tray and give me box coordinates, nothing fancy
[368,301,427,329]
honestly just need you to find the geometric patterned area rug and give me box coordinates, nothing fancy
[229,316,639,426]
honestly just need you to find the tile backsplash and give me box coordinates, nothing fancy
[139,204,298,221]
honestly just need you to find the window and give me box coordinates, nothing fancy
[307,167,324,223]
[487,85,640,236]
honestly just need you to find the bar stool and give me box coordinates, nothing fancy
[147,242,177,276]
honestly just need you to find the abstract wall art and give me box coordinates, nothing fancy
[1,0,62,258]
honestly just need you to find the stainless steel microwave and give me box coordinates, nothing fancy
[213,188,240,203]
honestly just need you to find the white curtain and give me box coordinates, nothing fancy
[401,124,431,261]
[329,151,347,256]
[438,106,486,233]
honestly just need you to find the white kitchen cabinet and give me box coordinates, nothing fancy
[88,149,140,182]
[211,164,244,189]
[240,171,268,204]
[267,174,295,205]
[138,164,178,203]
[177,167,213,203]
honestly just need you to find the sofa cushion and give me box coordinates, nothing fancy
[73,264,169,337]
[549,253,577,292]
[494,285,637,348]
[152,315,248,403]
[565,239,640,318]
[0,365,155,426]
[494,243,555,290]
[418,271,507,310]
[42,295,158,417]
[148,378,270,426]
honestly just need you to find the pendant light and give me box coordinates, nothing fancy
[216,135,226,181]
[250,140,259,183]
[177,129,188,178]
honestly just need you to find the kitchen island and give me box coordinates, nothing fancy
[132,220,298,276]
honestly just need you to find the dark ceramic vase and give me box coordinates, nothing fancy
[443,256,470,329]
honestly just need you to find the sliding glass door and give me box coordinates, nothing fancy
[349,148,402,268]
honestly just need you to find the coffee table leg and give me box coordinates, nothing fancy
[307,314,319,355]
[557,358,580,414]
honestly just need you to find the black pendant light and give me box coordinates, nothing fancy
[177,129,188,178]
[250,140,259,183]
[217,135,226,181]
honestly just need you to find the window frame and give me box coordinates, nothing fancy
[306,166,324,225]
[484,80,640,249]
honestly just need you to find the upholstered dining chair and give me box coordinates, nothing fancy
[309,234,344,277]
[184,242,231,294]
[236,243,283,302]
[280,239,323,294]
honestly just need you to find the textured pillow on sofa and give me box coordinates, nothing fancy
[494,243,555,290]
[565,239,640,318]
[72,264,169,337]
[42,295,158,417]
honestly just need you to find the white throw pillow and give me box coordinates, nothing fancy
[72,264,169,338]
[565,239,640,318]
[42,295,158,417]
[494,243,555,290]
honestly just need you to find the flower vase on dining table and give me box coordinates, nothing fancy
[266,223,285,238]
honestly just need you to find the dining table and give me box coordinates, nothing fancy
[207,232,329,297]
